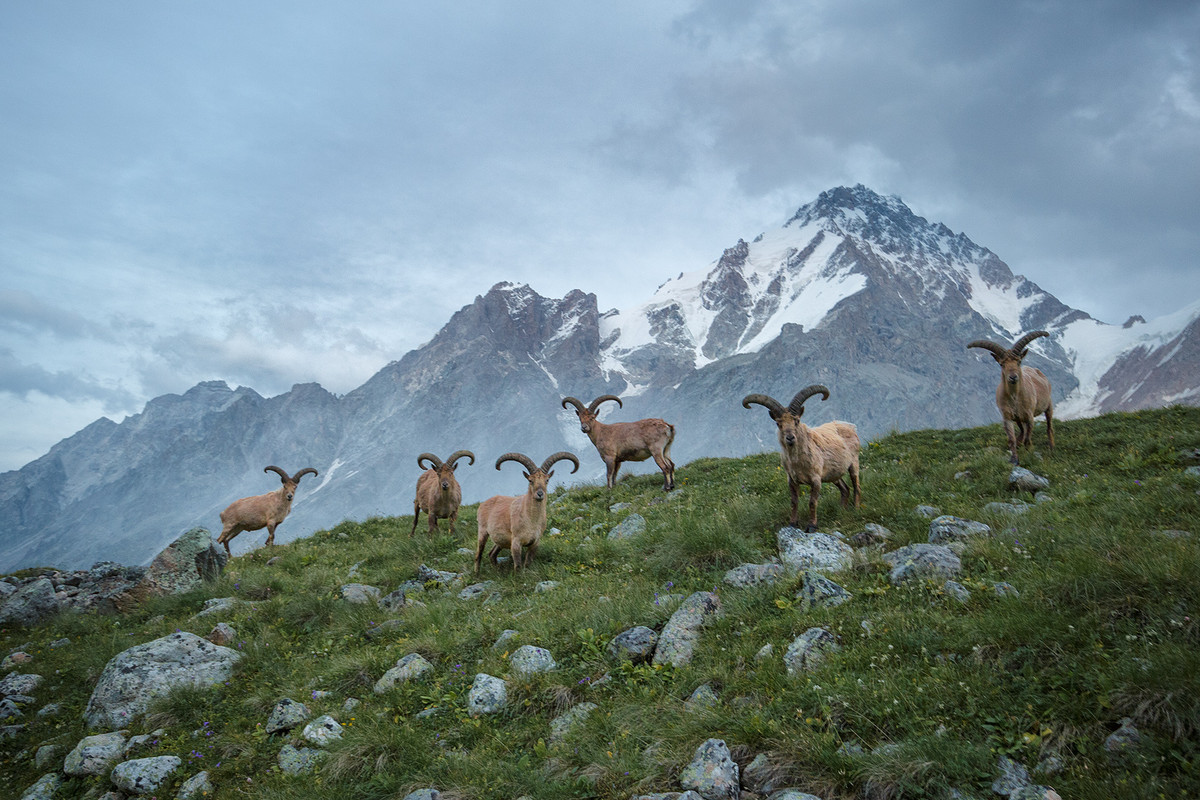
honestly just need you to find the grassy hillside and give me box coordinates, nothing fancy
[3,407,1199,799]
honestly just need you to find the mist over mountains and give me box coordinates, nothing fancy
[3,185,1197,572]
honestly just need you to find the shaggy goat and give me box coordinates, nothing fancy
[743,385,861,532]
[217,466,319,554]
[967,330,1055,465]
[411,450,475,536]
[474,451,579,574]
[561,395,676,490]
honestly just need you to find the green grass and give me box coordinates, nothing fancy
[3,406,1200,799]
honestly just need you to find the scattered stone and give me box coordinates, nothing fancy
[302,714,344,746]
[795,571,852,610]
[0,698,23,720]
[416,564,459,586]
[467,673,507,717]
[343,697,360,713]
[206,622,236,646]
[653,591,722,668]
[609,502,632,512]
[364,619,405,640]
[19,774,61,800]
[849,523,893,547]
[915,504,942,518]
[278,743,323,775]
[723,562,785,588]
[177,770,214,800]
[754,643,774,663]
[266,698,311,733]
[608,513,647,540]
[1,651,32,670]
[1034,491,1053,504]
[1104,717,1143,759]
[458,581,495,601]
[993,582,1020,598]
[123,729,165,756]
[0,672,43,695]
[34,745,60,770]
[608,626,658,663]
[193,597,240,618]
[954,470,972,481]
[378,588,410,612]
[652,592,685,609]
[741,753,789,795]
[928,515,992,545]
[84,631,242,729]
[943,580,971,604]
[991,754,1060,799]
[549,702,598,742]
[127,527,228,605]
[64,731,128,776]
[882,543,962,585]
[110,755,182,795]
[762,792,821,800]
[534,581,560,593]
[684,683,720,712]
[374,653,435,694]
[400,790,442,800]
[509,645,557,674]
[1156,529,1193,539]
[1010,467,1050,495]
[984,500,1032,515]
[777,528,852,572]
[493,630,520,651]
[679,738,740,800]
[0,578,60,627]
[784,627,839,674]
[340,583,382,604]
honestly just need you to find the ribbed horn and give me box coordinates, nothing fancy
[561,396,586,413]
[291,468,318,483]
[495,452,538,474]
[417,453,443,470]
[742,393,786,420]
[541,451,580,474]
[264,465,290,482]
[1011,330,1049,357]
[967,339,1009,361]
[787,385,830,415]
[588,395,623,414]
[446,450,475,468]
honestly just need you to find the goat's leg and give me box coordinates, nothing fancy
[474,529,488,575]
[217,525,238,555]
[806,480,821,533]
[606,458,621,489]
[787,476,800,526]
[427,513,439,536]
[652,450,674,491]
[510,540,523,574]
[1045,407,1055,452]
[447,510,457,537]
[1004,420,1019,464]
[849,462,862,507]
[265,522,277,547]
[833,478,851,507]
[411,505,421,536]
[524,540,539,568]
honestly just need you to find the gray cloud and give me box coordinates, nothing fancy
[0,347,136,411]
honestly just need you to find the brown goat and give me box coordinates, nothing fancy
[561,395,676,490]
[968,331,1055,464]
[743,386,861,532]
[475,451,579,574]
[411,450,475,537]
[217,466,319,554]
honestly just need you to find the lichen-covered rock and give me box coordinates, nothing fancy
[882,543,962,585]
[943,580,972,604]
[777,528,852,572]
[378,587,409,612]
[534,581,560,593]
[723,562,785,588]
[374,653,435,693]
[1105,717,1143,759]
[0,672,43,696]
[509,645,556,674]
[1010,467,1050,494]
[849,523,893,547]
[84,632,241,729]
[266,698,311,733]
[608,513,647,540]
[110,755,182,794]
[0,578,60,627]
[608,626,658,663]
[192,597,240,618]
[64,731,127,776]
[177,770,214,800]
[467,673,507,717]
[653,591,722,668]
[684,683,720,712]
[340,583,382,604]
[400,790,442,800]
[915,504,942,518]
[301,714,344,746]
[19,773,62,800]
[278,743,323,775]
[459,581,496,601]
[795,571,852,609]
[679,738,740,800]
[984,500,1032,515]
[206,622,236,646]
[784,627,839,674]
[492,630,520,651]
[549,702,598,742]
[928,516,991,545]
[129,528,228,604]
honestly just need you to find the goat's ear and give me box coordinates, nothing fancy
[989,351,1005,364]
[547,470,555,479]
[523,471,532,481]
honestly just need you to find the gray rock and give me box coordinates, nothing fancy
[110,755,182,794]
[0,578,60,627]
[1104,717,1142,759]
[1034,491,1054,504]
[534,580,560,593]
[883,543,962,585]
[765,792,822,800]
[608,513,647,540]
[0,672,43,696]
[205,622,236,646]
[754,643,774,663]
[849,523,893,547]
[132,527,228,600]
[64,731,127,776]
[193,597,240,618]
[374,653,435,693]
[608,626,658,663]
[928,515,991,545]
[84,631,242,729]
[609,502,633,512]
[993,582,1020,598]
[723,562,785,588]
[742,753,787,795]
[795,571,852,609]
[0,697,23,720]
[177,770,214,800]
[679,738,740,800]
[266,698,311,733]
[784,627,839,674]
[467,673,507,716]
[123,729,165,757]
[943,580,971,604]
[278,743,323,775]
[400,790,442,800]
[915,504,942,518]
[984,500,1032,516]
[302,714,343,746]
[34,744,60,770]
[1186,465,1200,477]
[416,564,459,586]
[652,591,722,667]
[549,702,598,742]
[777,528,853,572]
[340,583,382,604]
[458,581,495,601]
[509,645,557,674]
[492,630,520,651]
[19,774,62,800]
[684,683,720,711]
[378,587,409,612]
[1009,467,1050,494]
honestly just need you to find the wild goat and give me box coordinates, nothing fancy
[967,330,1055,464]
[411,450,475,537]
[561,395,676,490]
[475,451,579,574]
[217,466,319,554]
[743,385,861,532]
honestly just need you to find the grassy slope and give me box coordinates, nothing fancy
[2,407,1199,799]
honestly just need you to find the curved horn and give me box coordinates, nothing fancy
[588,395,623,414]
[742,393,786,420]
[967,339,1009,361]
[787,385,830,415]
[541,451,580,474]
[496,452,538,474]
[446,450,475,468]
[1010,330,1049,357]
[291,467,318,483]
[417,453,443,470]
[264,465,290,482]
[561,396,586,414]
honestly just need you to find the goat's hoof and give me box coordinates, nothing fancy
[805,525,818,533]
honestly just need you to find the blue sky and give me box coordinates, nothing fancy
[2,1,1198,471]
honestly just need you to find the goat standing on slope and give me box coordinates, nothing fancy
[967,330,1055,465]
[217,466,319,555]
[561,395,676,491]
[743,385,861,532]
[411,450,475,536]
[475,451,579,574]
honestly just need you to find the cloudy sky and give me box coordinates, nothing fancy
[2,1,1198,473]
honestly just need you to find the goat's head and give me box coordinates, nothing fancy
[742,386,831,447]
[968,331,1048,388]
[418,450,475,491]
[496,451,580,503]
[264,465,319,502]
[561,395,622,434]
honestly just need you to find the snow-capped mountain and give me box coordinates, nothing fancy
[2,185,1196,572]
